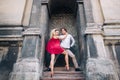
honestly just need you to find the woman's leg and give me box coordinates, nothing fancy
[62,51,69,70]
[50,54,55,76]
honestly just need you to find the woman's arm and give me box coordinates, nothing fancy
[57,34,67,40]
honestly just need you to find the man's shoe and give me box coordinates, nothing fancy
[75,68,82,71]
[44,68,51,71]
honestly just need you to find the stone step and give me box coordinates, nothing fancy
[43,71,84,77]
[41,67,85,80]
[41,76,85,80]
[43,67,81,71]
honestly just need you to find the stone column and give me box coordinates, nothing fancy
[92,35,107,58]
[39,3,49,35]
[90,0,104,25]
[77,1,87,69]
[83,0,94,24]
[39,2,49,77]
[9,0,45,80]
[84,0,119,79]
[85,28,119,80]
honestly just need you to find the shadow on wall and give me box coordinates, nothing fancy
[0,46,18,80]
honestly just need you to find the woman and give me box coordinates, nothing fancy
[46,28,69,77]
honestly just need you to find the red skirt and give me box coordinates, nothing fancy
[46,38,64,54]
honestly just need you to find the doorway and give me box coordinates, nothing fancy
[44,0,81,68]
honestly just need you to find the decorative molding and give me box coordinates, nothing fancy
[85,23,103,35]
[22,28,41,36]
[0,38,23,41]
[104,40,120,45]
[103,25,120,36]
[0,27,23,39]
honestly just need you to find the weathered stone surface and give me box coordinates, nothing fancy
[83,0,94,23]
[0,0,26,25]
[0,27,23,38]
[0,46,19,80]
[90,0,104,25]
[10,72,39,80]
[100,0,120,23]
[0,0,120,80]
[23,28,41,36]
[115,44,120,66]
[23,0,33,27]
[0,47,8,62]
[21,36,40,58]
[77,3,87,69]
[85,25,103,35]
[29,0,41,28]
[9,0,44,80]
[115,44,120,79]
[86,58,119,80]
[103,25,120,36]
[39,5,48,34]
[87,35,98,58]
[9,59,40,80]
[92,35,107,58]
[12,59,40,72]
[104,43,120,80]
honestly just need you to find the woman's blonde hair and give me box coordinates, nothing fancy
[50,28,57,39]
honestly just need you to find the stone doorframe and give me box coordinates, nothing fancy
[9,0,48,80]
[9,0,119,80]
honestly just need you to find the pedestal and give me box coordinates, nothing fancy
[9,59,40,80]
[86,58,119,80]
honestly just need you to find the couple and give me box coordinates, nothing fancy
[46,28,80,77]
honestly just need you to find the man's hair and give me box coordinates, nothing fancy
[61,28,67,32]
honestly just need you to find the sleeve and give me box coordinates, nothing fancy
[59,35,65,39]
[70,35,75,47]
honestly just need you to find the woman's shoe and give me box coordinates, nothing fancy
[44,68,51,71]
[65,65,70,71]
[75,68,82,71]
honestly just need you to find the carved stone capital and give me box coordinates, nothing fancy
[22,28,41,36]
[85,23,103,35]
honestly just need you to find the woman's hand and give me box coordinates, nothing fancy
[59,34,68,40]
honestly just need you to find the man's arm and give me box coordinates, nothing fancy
[70,35,75,47]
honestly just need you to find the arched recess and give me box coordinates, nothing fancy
[44,0,86,68]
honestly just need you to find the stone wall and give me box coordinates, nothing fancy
[0,45,19,80]
[85,0,120,80]
[0,0,120,80]
[0,0,33,26]
[100,0,120,23]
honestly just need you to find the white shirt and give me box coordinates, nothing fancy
[60,34,75,48]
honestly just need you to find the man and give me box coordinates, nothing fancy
[60,28,81,71]
[44,28,81,71]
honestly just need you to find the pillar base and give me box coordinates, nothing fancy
[86,58,119,80]
[9,58,41,80]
